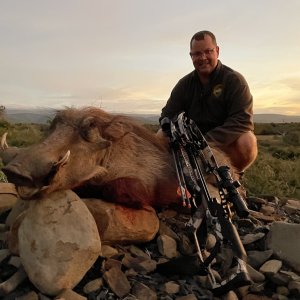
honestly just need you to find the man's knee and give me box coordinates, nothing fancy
[236,131,258,162]
[223,131,258,172]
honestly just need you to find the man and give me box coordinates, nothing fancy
[159,30,257,173]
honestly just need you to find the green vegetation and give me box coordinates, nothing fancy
[243,122,300,199]
[0,120,299,199]
[0,120,47,147]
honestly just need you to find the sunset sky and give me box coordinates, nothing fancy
[1,0,299,115]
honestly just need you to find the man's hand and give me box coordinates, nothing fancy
[160,117,172,138]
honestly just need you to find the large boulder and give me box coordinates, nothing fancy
[18,190,101,296]
[83,198,159,245]
[266,221,300,273]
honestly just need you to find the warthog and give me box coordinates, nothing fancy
[1,107,179,207]
[1,107,238,208]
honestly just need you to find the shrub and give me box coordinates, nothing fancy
[243,151,300,198]
[283,131,300,146]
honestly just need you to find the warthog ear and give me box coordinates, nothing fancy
[80,116,111,148]
[98,139,112,149]
[103,122,133,140]
[79,117,102,143]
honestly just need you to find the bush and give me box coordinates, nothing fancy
[0,123,46,147]
[283,131,300,146]
[243,151,300,198]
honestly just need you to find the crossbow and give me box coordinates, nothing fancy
[159,112,252,295]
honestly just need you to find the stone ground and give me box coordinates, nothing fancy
[1,194,300,300]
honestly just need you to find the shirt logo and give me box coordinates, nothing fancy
[213,84,223,98]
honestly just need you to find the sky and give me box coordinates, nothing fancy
[0,0,300,115]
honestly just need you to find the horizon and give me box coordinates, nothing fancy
[4,107,300,125]
[1,1,300,116]
[4,106,300,117]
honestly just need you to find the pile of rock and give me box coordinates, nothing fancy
[0,182,300,300]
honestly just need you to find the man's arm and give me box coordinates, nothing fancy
[205,73,254,146]
[160,76,191,123]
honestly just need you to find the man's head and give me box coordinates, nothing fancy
[189,30,219,79]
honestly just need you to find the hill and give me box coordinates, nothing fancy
[5,108,56,124]
[254,114,300,123]
[3,108,300,124]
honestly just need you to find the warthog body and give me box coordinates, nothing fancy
[1,107,179,207]
[1,107,238,208]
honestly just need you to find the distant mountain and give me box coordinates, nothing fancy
[253,114,300,123]
[127,114,300,124]
[5,108,56,124]
[3,108,300,124]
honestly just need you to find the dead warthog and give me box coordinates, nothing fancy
[1,107,239,208]
[1,107,179,207]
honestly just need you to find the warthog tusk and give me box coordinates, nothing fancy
[54,150,70,167]
[40,185,49,191]
[1,132,8,150]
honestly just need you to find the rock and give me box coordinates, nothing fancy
[249,282,266,293]
[104,258,122,270]
[18,190,101,296]
[14,290,39,300]
[283,199,300,214]
[260,204,275,216]
[157,234,178,258]
[55,289,87,300]
[131,281,157,300]
[270,272,290,286]
[103,266,131,298]
[8,255,21,268]
[249,210,277,222]
[83,278,103,294]
[276,285,289,296]
[175,295,198,300]
[7,210,26,255]
[259,259,282,276]
[288,280,300,295]
[241,232,265,245]
[205,233,216,250]
[242,294,272,300]
[272,294,289,300]
[266,221,300,272]
[1,192,300,299]
[101,245,119,258]
[247,249,273,269]
[122,253,157,273]
[158,209,178,219]
[0,267,27,297]
[159,221,180,241]
[128,244,151,259]
[161,281,180,294]
[246,264,265,282]
[83,198,159,244]
[5,198,29,228]
[280,270,300,281]
[0,248,10,263]
[0,183,18,215]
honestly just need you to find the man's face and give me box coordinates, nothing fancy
[190,35,219,77]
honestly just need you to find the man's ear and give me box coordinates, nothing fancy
[216,45,220,57]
